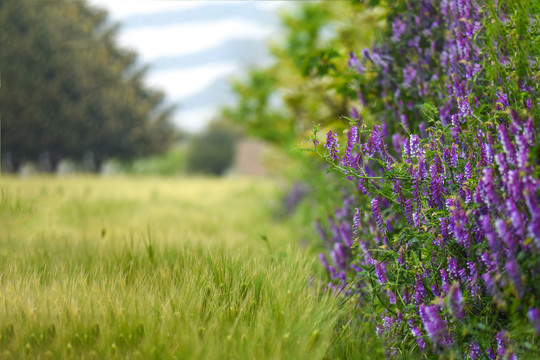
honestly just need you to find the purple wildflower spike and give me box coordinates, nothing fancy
[469,342,482,360]
[348,51,365,74]
[375,261,387,285]
[408,318,426,351]
[403,64,417,88]
[505,198,523,235]
[391,17,406,42]
[523,117,534,145]
[527,308,540,333]
[409,134,422,158]
[464,161,472,180]
[371,198,386,234]
[404,198,414,226]
[352,208,361,238]
[415,277,426,304]
[498,124,516,165]
[342,125,358,167]
[447,282,464,319]
[495,90,509,111]
[419,304,452,348]
[506,259,523,297]
[324,130,340,162]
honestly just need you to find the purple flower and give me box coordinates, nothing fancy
[415,277,426,304]
[527,308,540,333]
[409,134,422,158]
[404,198,414,226]
[496,331,509,358]
[498,124,516,165]
[342,125,359,167]
[478,168,498,208]
[495,90,509,110]
[392,17,406,42]
[448,257,459,280]
[408,318,426,351]
[324,130,340,162]
[375,261,387,285]
[429,175,444,208]
[523,117,534,144]
[419,304,452,347]
[331,242,348,271]
[447,281,464,319]
[371,198,386,234]
[505,259,523,297]
[350,107,360,121]
[464,161,472,180]
[505,198,523,235]
[469,342,482,360]
[352,208,361,238]
[450,144,459,167]
[319,253,330,271]
[348,51,365,74]
[403,64,417,88]
[392,133,403,154]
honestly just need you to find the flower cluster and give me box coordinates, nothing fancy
[318,0,539,358]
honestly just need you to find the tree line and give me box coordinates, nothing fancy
[0,0,177,172]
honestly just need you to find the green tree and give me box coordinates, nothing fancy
[222,2,386,147]
[0,0,177,171]
[185,121,239,176]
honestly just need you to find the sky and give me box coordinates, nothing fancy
[86,0,291,133]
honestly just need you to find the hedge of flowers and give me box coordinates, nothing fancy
[315,1,539,358]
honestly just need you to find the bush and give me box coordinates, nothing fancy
[316,1,539,358]
[185,122,239,176]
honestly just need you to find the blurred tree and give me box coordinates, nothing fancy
[222,2,386,146]
[185,121,239,176]
[0,0,177,171]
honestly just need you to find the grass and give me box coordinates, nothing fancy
[0,176,383,359]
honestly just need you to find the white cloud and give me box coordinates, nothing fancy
[145,63,237,100]
[88,0,201,20]
[174,107,217,133]
[118,19,272,62]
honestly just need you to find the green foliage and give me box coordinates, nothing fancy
[185,122,239,176]
[0,0,178,171]
[127,145,187,176]
[223,2,386,147]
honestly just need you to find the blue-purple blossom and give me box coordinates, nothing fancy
[403,64,417,88]
[375,261,387,285]
[409,134,422,158]
[495,90,509,111]
[371,198,386,234]
[419,304,452,347]
[348,51,365,74]
[324,130,340,162]
[527,308,540,333]
[391,17,406,42]
[342,125,359,168]
[469,342,482,360]
[447,281,464,319]
[505,259,523,297]
[498,124,516,165]
[408,318,426,351]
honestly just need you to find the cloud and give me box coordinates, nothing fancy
[119,19,272,62]
[145,63,238,101]
[173,107,217,133]
[89,0,201,20]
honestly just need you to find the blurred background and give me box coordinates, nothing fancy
[0,0,378,178]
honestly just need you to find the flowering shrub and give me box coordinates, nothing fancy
[315,1,539,358]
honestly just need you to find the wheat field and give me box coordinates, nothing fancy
[0,176,380,360]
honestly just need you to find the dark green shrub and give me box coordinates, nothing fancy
[185,123,238,176]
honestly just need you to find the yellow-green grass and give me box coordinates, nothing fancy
[0,176,382,359]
